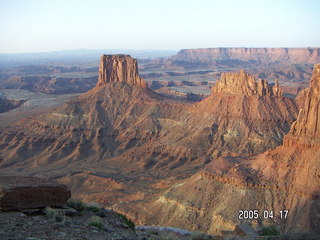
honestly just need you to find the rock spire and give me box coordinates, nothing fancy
[284,63,320,147]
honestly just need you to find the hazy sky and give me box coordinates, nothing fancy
[0,0,319,53]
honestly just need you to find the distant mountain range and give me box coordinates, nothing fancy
[0,49,178,67]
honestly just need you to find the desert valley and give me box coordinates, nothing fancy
[0,47,320,239]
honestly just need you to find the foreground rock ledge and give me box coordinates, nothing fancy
[0,176,71,211]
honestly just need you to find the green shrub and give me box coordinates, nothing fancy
[85,201,102,213]
[117,213,135,232]
[88,216,104,229]
[55,214,66,225]
[67,198,86,211]
[45,206,58,219]
[45,207,65,225]
[261,225,279,236]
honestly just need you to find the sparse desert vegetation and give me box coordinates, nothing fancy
[1,0,319,238]
[88,216,105,229]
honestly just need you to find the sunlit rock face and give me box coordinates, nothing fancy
[97,54,146,87]
[211,70,281,96]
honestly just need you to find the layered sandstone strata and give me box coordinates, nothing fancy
[0,56,311,235]
[171,48,320,65]
[191,70,297,155]
[128,65,320,235]
[211,70,281,96]
[250,63,320,197]
[284,63,320,148]
[97,54,146,87]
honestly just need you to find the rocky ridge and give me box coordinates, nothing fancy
[250,64,320,197]
[0,57,298,170]
[116,65,320,235]
[284,63,320,148]
[212,70,281,96]
[171,48,320,66]
[0,97,26,113]
[194,70,297,154]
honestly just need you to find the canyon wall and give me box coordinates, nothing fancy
[284,63,320,147]
[120,64,320,235]
[171,48,320,66]
[251,63,320,197]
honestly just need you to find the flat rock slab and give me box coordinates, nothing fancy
[234,223,259,237]
[0,176,71,211]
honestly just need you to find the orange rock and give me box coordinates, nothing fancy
[251,63,320,196]
[284,63,320,147]
[97,54,146,88]
[211,70,281,96]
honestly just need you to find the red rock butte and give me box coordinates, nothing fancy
[97,54,146,88]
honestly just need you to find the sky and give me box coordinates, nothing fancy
[0,0,319,53]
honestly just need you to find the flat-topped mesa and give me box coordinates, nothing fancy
[171,48,320,64]
[97,54,146,87]
[211,70,281,96]
[284,64,320,147]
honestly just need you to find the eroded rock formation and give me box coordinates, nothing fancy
[0,55,315,235]
[284,63,320,148]
[211,70,281,96]
[193,71,296,154]
[249,63,320,197]
[97,54,146,87]
[121,64,320,235]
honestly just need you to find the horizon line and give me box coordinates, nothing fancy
[1,46,320,55]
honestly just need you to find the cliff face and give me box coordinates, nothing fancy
[193,70,297,155]
[171,48,320,65]
[248,63,320,198]
[212,70,281,96]
[284,64,320,147]
[97,54,146,87]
